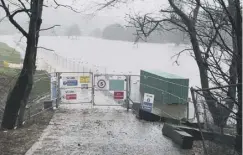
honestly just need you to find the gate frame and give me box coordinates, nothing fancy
[55,72,139,109]
[56,71,94,105]
[93,73,131,107]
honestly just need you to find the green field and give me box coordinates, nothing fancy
[0,42,50,102]
[0,42,21,64]
[0,68,50,101]
[30,70,51,101]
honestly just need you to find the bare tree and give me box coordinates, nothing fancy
[97,0,242,143]
[0,0,76,129]
[0,0,44,129]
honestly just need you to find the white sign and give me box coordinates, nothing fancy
[62,76,78,81]
[81,84,89,89]
[97,79,107,89]
[143,93,154,104]
[65,90,75,94]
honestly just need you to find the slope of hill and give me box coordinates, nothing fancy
[0,42,21,64]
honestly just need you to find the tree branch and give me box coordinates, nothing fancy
[53,0,80,13]
[11,9,30,18]
[37,46,54,51]
[171,48,193,65]
[39,24,61,31]
[0,0,28,37]
[18,0,30,17]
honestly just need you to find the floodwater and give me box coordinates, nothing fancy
[0,35,197,118]
[1,35,197,154]
[25,104,193,155]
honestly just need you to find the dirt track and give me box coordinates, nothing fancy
[25,104,193,155]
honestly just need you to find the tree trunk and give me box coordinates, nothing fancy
[17,86,32,127]
[17,99,28,127]
[188,27,224,127]
[1,70,29,129]
[232,0,242,152]
[1,0,43,129]
[168,0,236,128]
[17,0,44,127]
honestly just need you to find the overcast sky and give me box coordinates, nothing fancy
[49,0,168,17]
[0,0,169,34]
[42,0,168,24]
[40,0,168,32]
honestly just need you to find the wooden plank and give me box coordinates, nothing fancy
[162,123,194,149]
[177,126,202,140]
[173,130,194,149]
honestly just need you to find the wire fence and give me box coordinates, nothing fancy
[191,86,241,155]
[1,46,194,127]
[24,72,51,122]
[0,68,18,122]
[1,41,192,129]
[0,65,51,126]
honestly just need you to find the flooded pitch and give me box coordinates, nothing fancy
[25,104,192,155]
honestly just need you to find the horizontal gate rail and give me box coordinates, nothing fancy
[60,87,93,89]
[57,71,92,73]
[93,104,124,106]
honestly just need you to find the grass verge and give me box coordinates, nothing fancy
[0,68,53,155]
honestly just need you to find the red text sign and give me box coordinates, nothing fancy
[66,94,77,100]
[114,91,124,100]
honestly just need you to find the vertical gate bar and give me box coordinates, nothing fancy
[56,72,61,108]
[129,75,131,100]
[91,72,95,106]
[93,73,95,105]
[126,75,129,111]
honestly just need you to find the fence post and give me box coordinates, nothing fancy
[187,101,189,120]
[126,75,130,111]
[56,72,61,108]
[91,72,95,106]
[190,87,208,155]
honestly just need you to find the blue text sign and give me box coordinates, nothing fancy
[141,93,155,113]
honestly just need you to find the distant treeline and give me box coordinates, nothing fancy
[99,23,189,44]
[0,21,187,44]
[89,23,189,44]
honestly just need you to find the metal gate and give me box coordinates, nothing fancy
[57,72,94,104]
[93,74,129,106]
[54,72,140,108]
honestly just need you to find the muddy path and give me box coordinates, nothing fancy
[26,105,193,155]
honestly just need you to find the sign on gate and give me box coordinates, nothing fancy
[141,93,154,112]
[114,91,124,100]
[81,84,89,89]
[65,90,77,100]
[80,76,90,83]
[59,72,93,104]
[97,79,106,89]
[63,80,78,86]
[109,80,124,91]
[63,76,78,86]
[66,94,77,100]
